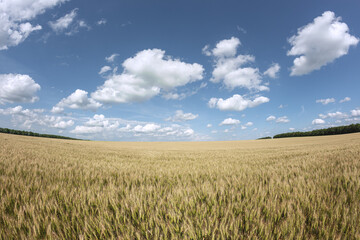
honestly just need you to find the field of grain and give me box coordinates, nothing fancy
[1,133,360,239]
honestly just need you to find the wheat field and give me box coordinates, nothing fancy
[0,133,360,239]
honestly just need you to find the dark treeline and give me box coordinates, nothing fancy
[0,127,80,140]
[257,136,272,140]
[273,124,360,139]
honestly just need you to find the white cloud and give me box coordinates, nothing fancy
[0,105,74,130]
[0,105,36,116]
[319,111,348,119]
[0,74,40,104]
[162,92,186,100]
[184,129,194,136]
[207,37,269,91]
[266,115,290,123]
[52,89,102,112]
[289,128,295,131]
[206,124,212,128]
[105,53,119,62]
[71,125,103,134]
[92,49,204,103]
[219,118,240,126]
[165,110,198,122]
[71,114,120,135]
[276,116,290,123]
[287,11,359,76]
[316,98,335,105]
[49,9,77,33]
[339,97,351,103]
[0,0,66,50]
[263,63,280,78]
[266,115,276,121]
[210,55,254,83]
[202,45,211,56]
[212,37,241,58]
[99,66,111,75]
[312,118,325,125]
[50,106,64,114]
[237,26,247,34]
[221,67,267,91]
[245,122,253,126]
[351,109,360,117]
[97,18,107,25]
[209,94,269,111]
[53,120,74,129]
[48,9,90,36]
[77,20,90,30]
[133,123,161,133]
[84,114,122,132]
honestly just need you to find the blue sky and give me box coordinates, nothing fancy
[0,0,359,141]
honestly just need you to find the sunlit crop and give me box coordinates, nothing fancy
[1,133,359,239]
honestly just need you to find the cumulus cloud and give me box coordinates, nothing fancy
[0,0,67,50]
[316,98,335,105]
[289,128,295,131]
[165,110,198,122]
[49,9,77,33]
[99,66,112,75]
[339,97,351,103]
[0,74,40,104]
[71,114,120,134]
[105,53,119,62]
[205,37,269,91]
[53,120,74,129]
[351,109,360,117]
[212,37,241,58]
[312,118,325,125]
[266,115,290,123]
[92,49,204,103]
[245,122,253,126]
[319,111,348,119]
[52,89,102,113]
[206,124,212,128]
[133,123,161,133]
[48,9,89,35]
[71,125,103,134]
[0,105,74,129]
[266,115,276,121]
[264,63,280,78]
[69,114,198,140]
[287,11,359,76]
[219,118,240,126]
[202,45,211,56]
[208,94,269,111]
[276,116,290,123]
[162,92,186,100]
[97,18,107,25]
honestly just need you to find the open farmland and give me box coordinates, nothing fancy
[1,133,360,239]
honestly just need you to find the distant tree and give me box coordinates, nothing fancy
[257,136,272,140]
[273,124,360,139]
[0,127,80,140]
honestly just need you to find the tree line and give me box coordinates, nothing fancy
[273,124,360,139]
[0,127,80,140]
[257,136,272,140]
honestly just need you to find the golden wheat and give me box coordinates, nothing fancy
[1,133,360,239]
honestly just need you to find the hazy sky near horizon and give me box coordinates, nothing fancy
[0,0,359,141]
